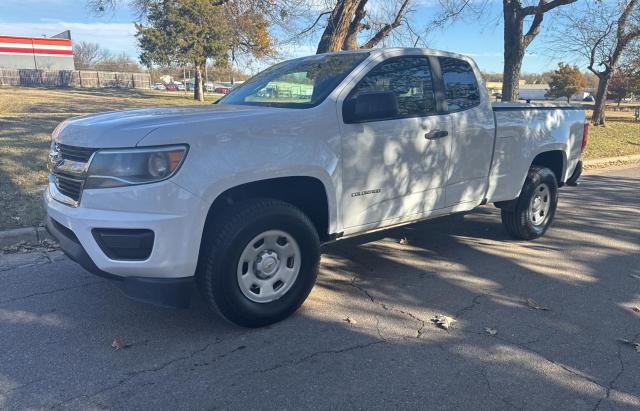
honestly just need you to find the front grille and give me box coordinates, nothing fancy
[57,143,97,162]
[50,143,98,205]
[55,175,83,201]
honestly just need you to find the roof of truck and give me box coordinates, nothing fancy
[319,47,470,61]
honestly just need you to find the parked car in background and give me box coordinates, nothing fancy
[582,96,595,102]
[205,82,215,92]
[164,83,178,91]
[45,48,587,328]
[153,83,166,90]
[177,84,186,91]
[214,86,232,94]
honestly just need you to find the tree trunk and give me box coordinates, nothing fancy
[592,73,610,126]
[342,0,367,50]
[502,1,524,102]
[316,0,362,54]
[342,30,359,50]
[194,63,204,102]
[502,42,525,102]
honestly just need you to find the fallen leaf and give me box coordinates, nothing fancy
[485,327,498,336]
[111,338,130,351]
[632,306,640,313]
[399,237,409,245]
[343,317,357,325]
[526,298,549,311]
[432,314,456,330]
[619,338,640,353]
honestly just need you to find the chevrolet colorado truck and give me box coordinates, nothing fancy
[45,48,586,327]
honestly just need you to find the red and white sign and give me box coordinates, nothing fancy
[0,35,73,58]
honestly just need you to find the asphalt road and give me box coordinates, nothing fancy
[1,166,639,410]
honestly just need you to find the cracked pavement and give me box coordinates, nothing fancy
[0,165,638,410]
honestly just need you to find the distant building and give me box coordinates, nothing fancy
[519,84,592,101]
[0,31,74,71]
[519,84,549,100]
[485,80,525,95]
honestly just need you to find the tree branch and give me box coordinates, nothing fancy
[431,0,474,27]
[298,11,332,36]
[521,0,578,49]
[522,1,544,47]
[609,0,640,73]
[520,0,577,17]
[347,0,368,36]
[587,25,613,77]
[361,0,411,49]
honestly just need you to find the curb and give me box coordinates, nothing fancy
[0,155,638,249]
[583,154,640,170]
[0,226,54,248]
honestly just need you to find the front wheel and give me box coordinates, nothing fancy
[501,166,558,240]
[198,199,320,327]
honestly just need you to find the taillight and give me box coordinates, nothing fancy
[582,123,589,151]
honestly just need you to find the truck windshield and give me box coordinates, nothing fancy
[217,52,369,109]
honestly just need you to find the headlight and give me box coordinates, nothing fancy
[84,145,188,189]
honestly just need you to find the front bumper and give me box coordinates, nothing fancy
[43,179,210,308]
[46,216,192,308]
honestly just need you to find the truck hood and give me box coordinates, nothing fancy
[53,104,278,148]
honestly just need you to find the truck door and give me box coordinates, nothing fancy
[437,57,495,208]
[339,55,452,229]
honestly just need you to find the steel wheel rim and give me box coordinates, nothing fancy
[528,183,551,227]
[236,229,301,303]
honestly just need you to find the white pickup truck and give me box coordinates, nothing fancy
[45,48,587,327]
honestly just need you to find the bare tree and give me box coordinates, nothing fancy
[73,41,110,69]
[95,52,142,72]
[552,0,640,125]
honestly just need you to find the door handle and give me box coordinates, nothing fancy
[424,130,449,140]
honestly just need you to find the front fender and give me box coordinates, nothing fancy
[198,167,339,234]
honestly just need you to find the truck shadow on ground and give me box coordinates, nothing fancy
[1,172,639,409]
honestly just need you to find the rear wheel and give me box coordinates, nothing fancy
[501,166,558,240]
[198,198,320,327]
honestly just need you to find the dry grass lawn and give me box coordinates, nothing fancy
[0,86,638,230]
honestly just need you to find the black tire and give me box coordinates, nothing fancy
[501,166,558,240]
[197,198,320,327]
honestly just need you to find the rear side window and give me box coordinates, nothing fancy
[439,57,480,111]
[347,56,437,119]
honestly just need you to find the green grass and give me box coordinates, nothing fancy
[0,86,638,230]
[0,87,218,230]
[583,111,640,160]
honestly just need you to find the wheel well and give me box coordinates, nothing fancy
[202,177,330,242]
[531,151,564,184]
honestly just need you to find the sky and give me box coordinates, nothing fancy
[0,0,574,74]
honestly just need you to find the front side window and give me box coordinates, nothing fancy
[439,57,480,111]
[218,53,369,109]
[346,56,437,120]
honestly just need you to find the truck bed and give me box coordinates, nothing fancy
[485,102,586,203]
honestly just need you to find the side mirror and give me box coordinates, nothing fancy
[344,91,399,123]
